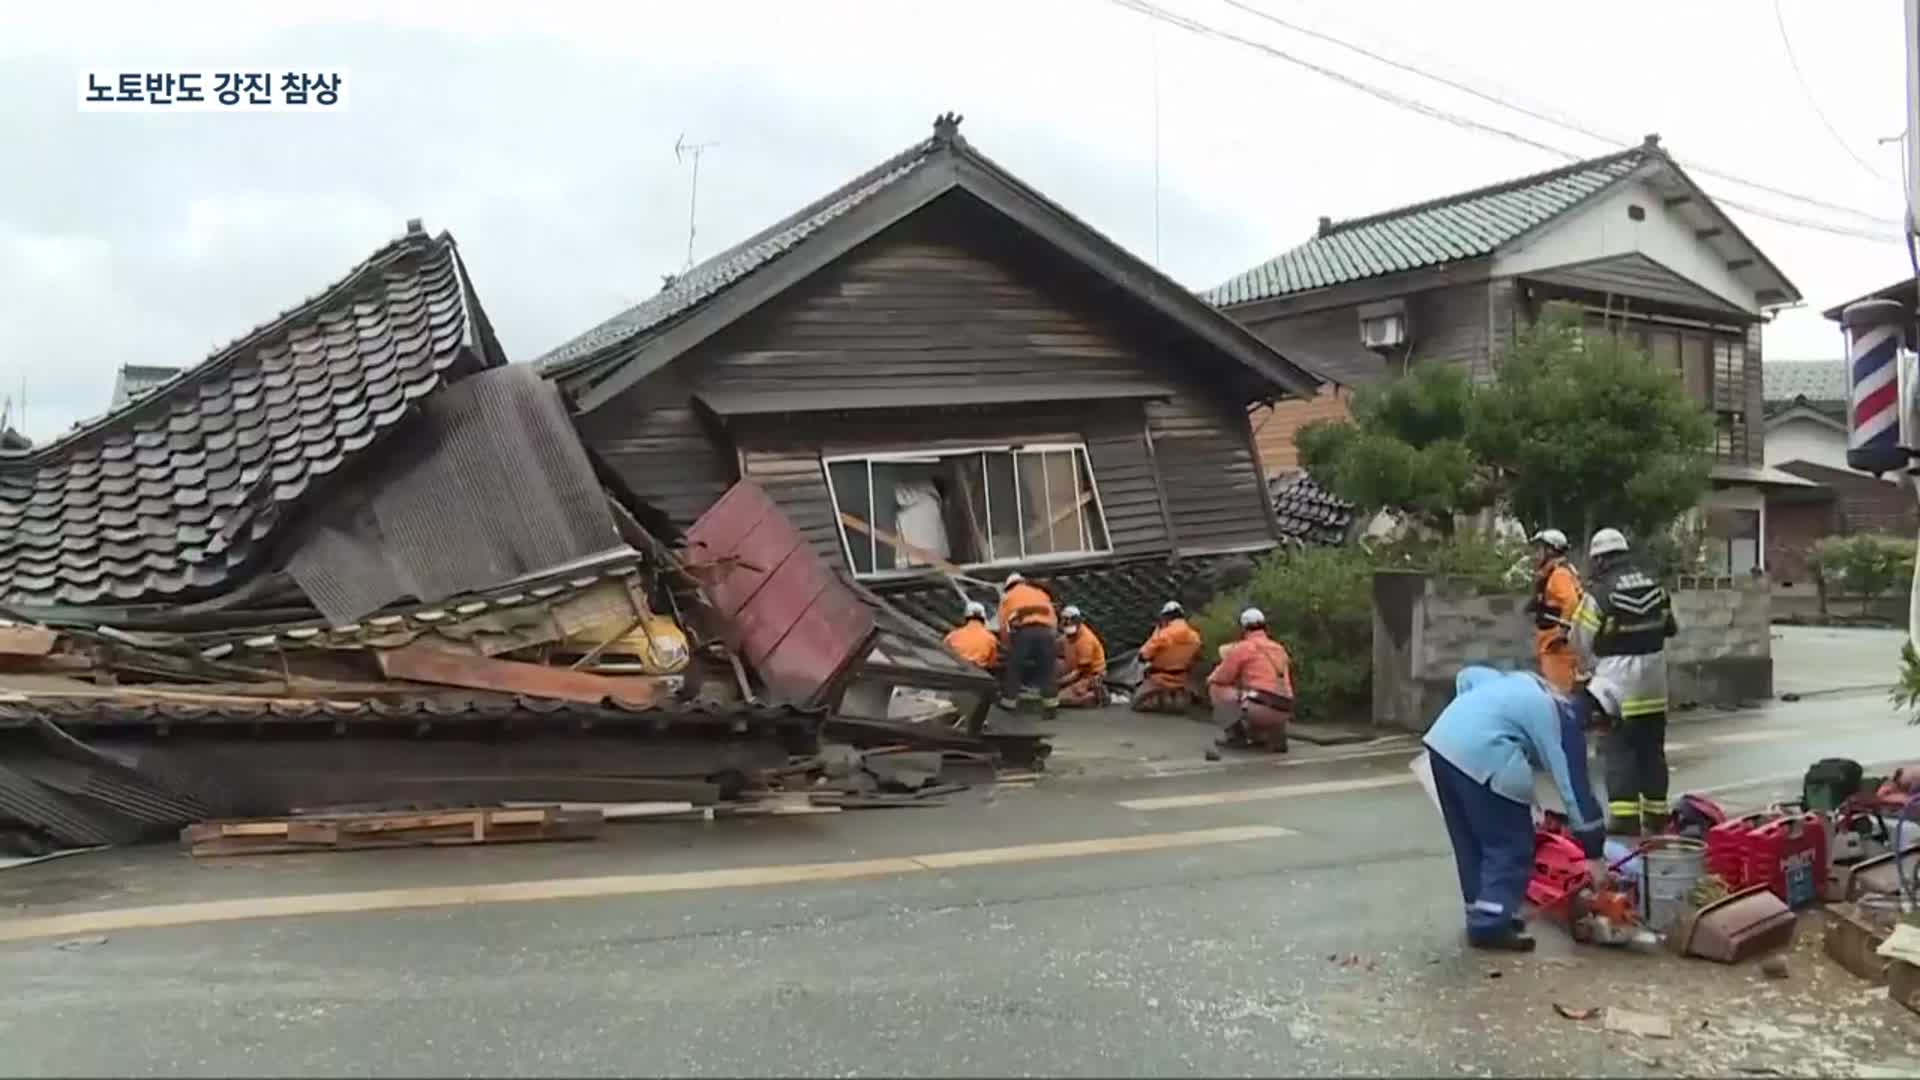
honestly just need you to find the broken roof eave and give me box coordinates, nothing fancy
[560,150,1320,414]
[1,229,477,467]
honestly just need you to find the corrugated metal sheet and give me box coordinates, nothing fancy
[683,480,877,707]
[288,364,624,624]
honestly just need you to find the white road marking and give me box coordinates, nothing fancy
[1119,773,1414,811]
[0,825,1295,943]
[1139,741,1419,780]
[1703,729,1804,746]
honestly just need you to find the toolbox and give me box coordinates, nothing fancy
[1745,811,1828,909]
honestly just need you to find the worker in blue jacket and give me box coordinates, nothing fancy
[1423,666,1616,952]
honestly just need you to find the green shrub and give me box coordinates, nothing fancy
[1192,534,1522,724]
[1194,544,1375,724]
[1811,534,1915,615]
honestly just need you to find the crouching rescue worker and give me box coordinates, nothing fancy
[1423,666,1613,952]
[943,601,999,671]
[1571,527,1678,836]
[1524,528,1581,692]
[997,573,1058,715]
[1055,606,1108,707]
[1131,600,1202,714]
[1207,607,1293,753]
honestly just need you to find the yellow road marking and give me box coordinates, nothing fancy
[0,825,1293,944]
[1118,773,1414,811]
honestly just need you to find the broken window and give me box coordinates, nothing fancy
[824,444,1111,577]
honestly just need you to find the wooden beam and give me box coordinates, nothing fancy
[375,643,666,707]
[0,624,57,657]
[1663,195,1693,208]
[1695,227,1723,241]
[1726,258,1754,271]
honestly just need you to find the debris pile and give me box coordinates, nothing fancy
[0,226,1015,860]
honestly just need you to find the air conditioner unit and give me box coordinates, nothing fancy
[1360,311,1407,351]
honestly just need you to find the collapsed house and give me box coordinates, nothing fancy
[537,113,1321,673]
[0,223,831,853]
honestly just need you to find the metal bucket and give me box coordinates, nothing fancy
[1642,837,1708,934]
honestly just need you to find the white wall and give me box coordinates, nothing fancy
[1764,415,1847,471]
[1492,178,1763,315]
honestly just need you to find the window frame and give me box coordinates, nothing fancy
[819,441,1115,580]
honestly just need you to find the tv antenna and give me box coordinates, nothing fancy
[674,133,719,271]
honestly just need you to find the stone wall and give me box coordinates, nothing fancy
[1372,571,1772,732]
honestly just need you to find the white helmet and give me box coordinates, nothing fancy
[1004,572,1025,587]
[1061,604,1083,622]
[1531,528,1569,551]
[1239,607,1266,628]
[1588,528,1629,558]
[963,601,988,620]
[1160,600,1185,617]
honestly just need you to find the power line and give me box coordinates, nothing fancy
[1204,0,1901,226]
[1105,0,1904,243]
[1772,0,1891,183]
[1106,0,1579,160]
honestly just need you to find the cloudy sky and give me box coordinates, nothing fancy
[2,0,1911,441]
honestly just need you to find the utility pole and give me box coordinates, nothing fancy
[674,133,719,272]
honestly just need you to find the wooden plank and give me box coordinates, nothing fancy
[183,806,603,857]
[0,625,57,657]
[374,643,665,707]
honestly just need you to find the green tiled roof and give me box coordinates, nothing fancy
[1208,147,1648,306]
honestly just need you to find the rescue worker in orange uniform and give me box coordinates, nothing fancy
[1055,605,1108,708]
[943,601,999,671]
[1132,600,1203,714]
[1523,528,1582,693]
[997,573,1059,715]
[1208,607,1294,753]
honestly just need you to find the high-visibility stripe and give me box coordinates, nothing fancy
[1640,798,1669,815]
[1470,899,1506,915]
[1621,698,1666,718]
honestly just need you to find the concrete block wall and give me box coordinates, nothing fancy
[1372,571,1772,733]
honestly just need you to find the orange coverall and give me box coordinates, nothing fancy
[1057,625,1108,707]
[944,619,1000,670]
[1208,630,1294,746]
[1132,616,1202,712]
[1532,559,1582,693]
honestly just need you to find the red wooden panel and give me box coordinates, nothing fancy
[683,481,876,706]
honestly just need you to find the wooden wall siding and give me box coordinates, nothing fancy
[1486,279,1519,378]
[732,404,1175,572]
[690,209,1187,397]
[1147,391,1276,553]
[574,377,737,532]
[1407,283,1492,377]
[1251,386,1354,474]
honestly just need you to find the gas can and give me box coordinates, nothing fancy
[1706,811,1779,889]
[1744,812,1828,909]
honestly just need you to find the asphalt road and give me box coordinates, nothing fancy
[2,688,1918,1077]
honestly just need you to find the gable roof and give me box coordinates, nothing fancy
[0,224,507,609]
[539,113,1320,409]
[1208,137,1800,310]
[1822,276,1916,321]
[1763,359,1848,406]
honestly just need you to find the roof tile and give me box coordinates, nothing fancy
[0,229,494,609]
[1209,147,1646,305]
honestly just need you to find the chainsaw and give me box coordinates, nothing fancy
[1565,873,1645,947]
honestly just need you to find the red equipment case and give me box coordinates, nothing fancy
[1744,811,1827,909]
[1706,810,1780,888]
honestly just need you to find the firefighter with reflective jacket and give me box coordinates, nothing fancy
[1571,527,1679,836]
[1524,529,1582,693]
[997,573,1060,716]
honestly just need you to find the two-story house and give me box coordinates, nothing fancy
[1210,135,1805,575]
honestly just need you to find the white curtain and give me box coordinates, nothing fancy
[894,480,949,565]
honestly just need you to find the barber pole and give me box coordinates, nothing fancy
[1842,298,1910,476]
